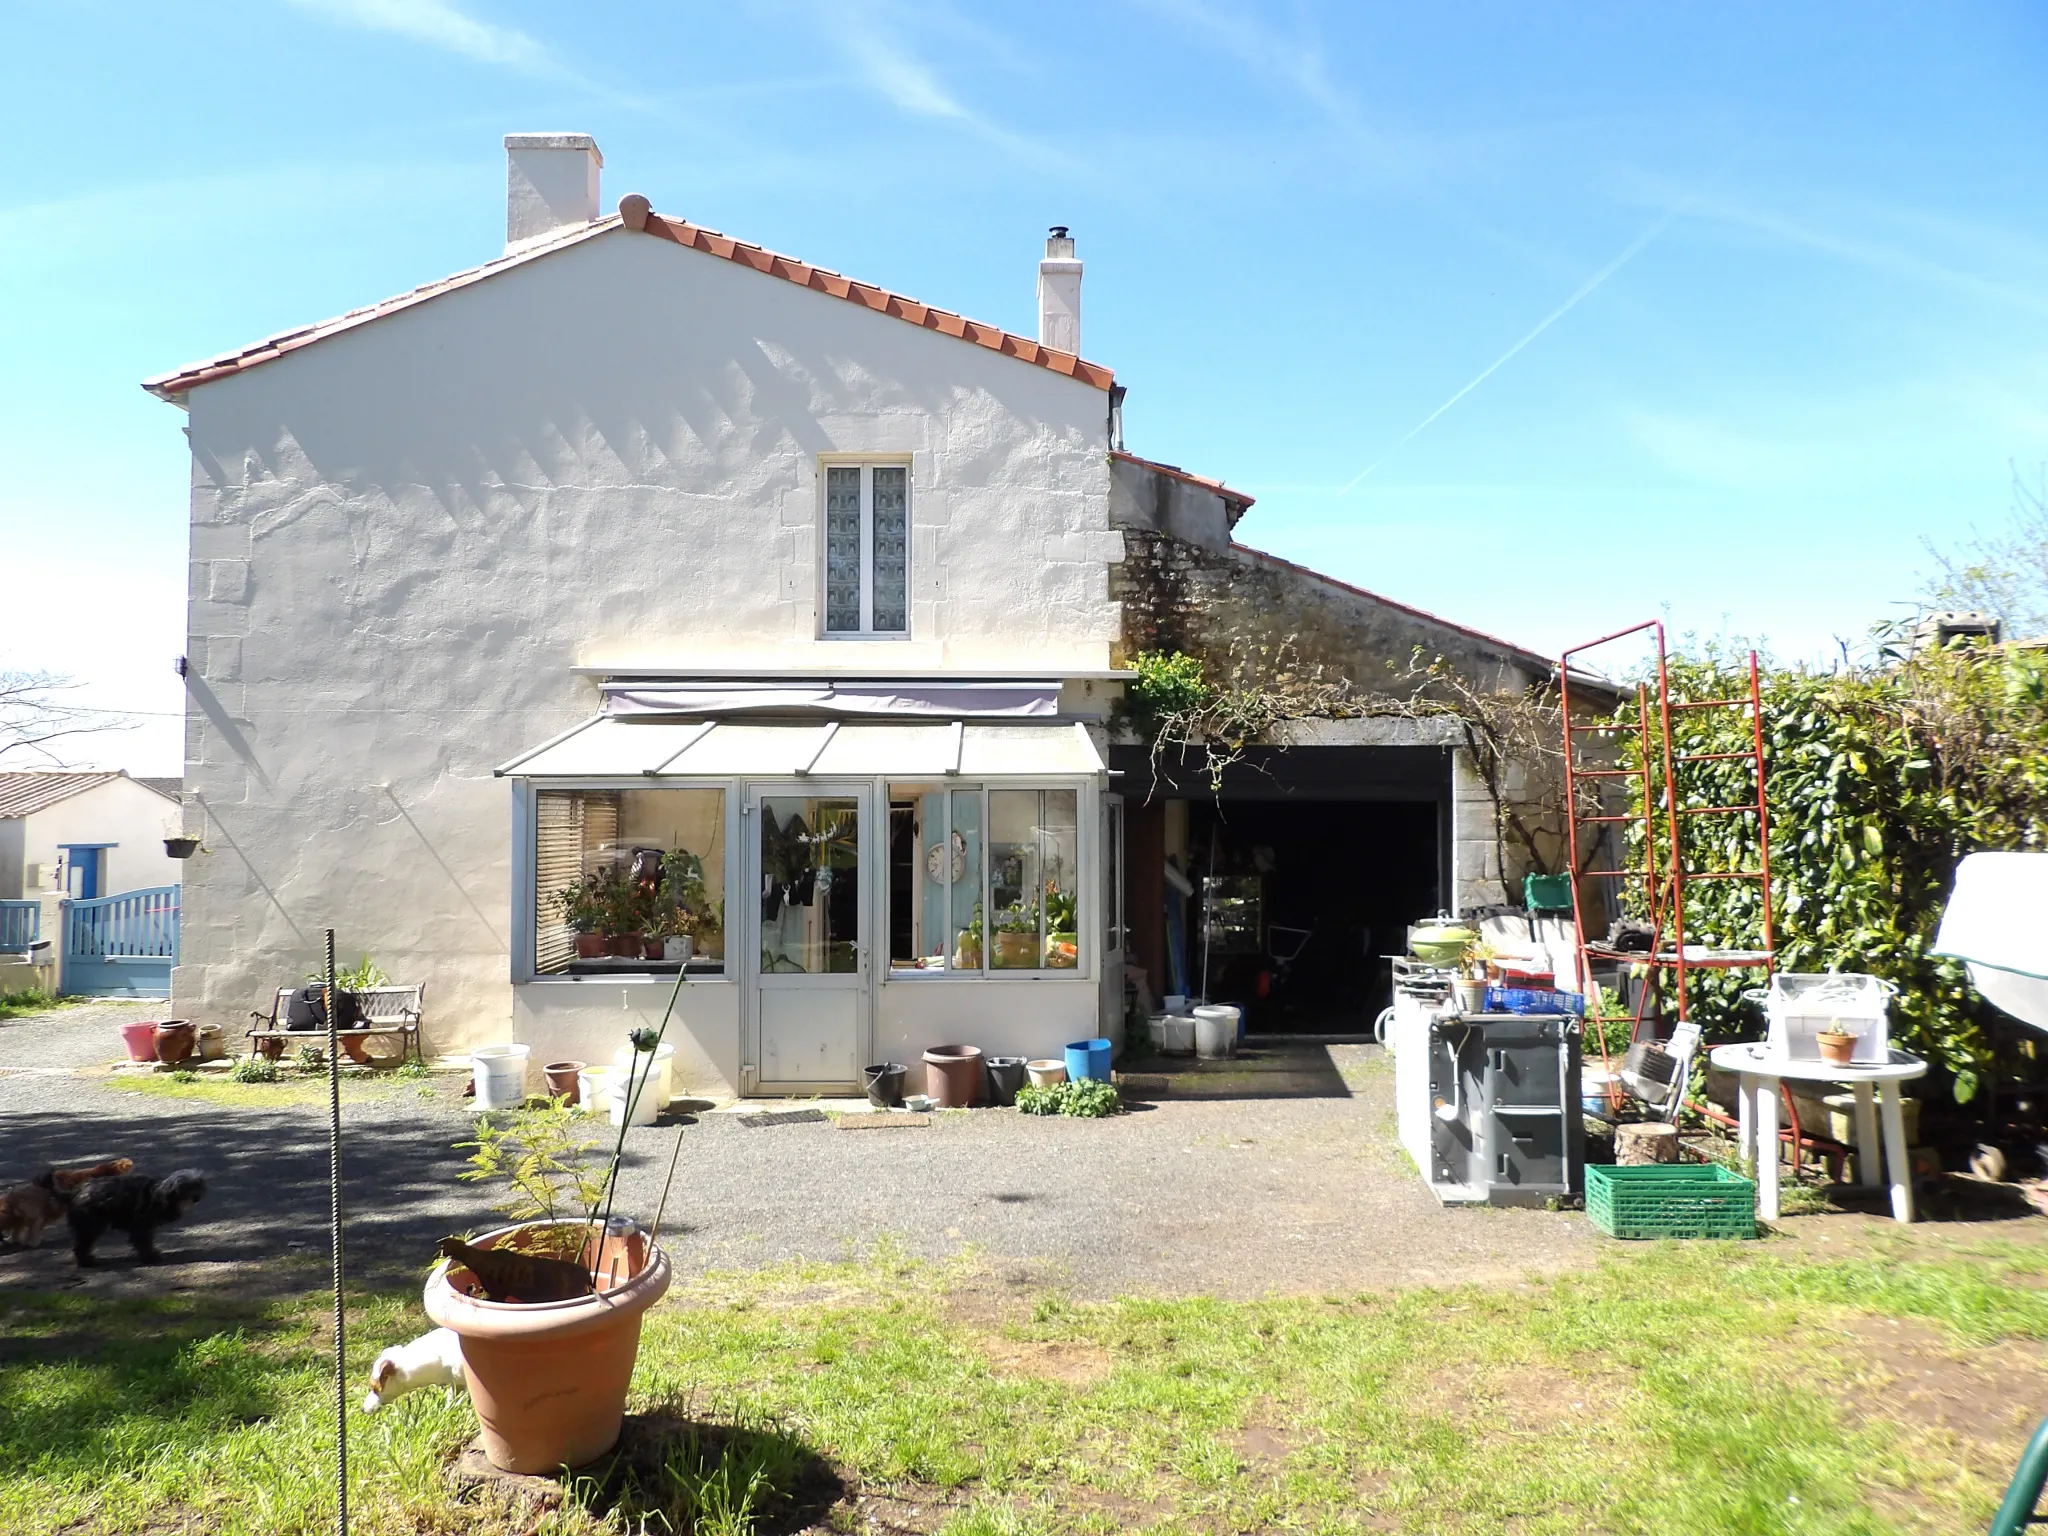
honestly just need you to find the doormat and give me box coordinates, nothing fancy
[837,1113,931,1130]
[735,1108,830,1128]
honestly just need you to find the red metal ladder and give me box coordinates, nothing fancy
[1558,621,1776,1069]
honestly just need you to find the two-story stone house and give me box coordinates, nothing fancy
[146,133,1569,1095]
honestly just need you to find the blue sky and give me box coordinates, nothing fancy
[5,1,2046,772]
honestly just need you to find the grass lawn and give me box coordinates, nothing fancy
[102,1067,445,1111]
[4,1229,2046,1535]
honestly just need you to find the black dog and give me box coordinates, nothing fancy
[67,1171,206,1267]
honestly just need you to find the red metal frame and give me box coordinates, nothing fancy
[1558,622,1775,1063]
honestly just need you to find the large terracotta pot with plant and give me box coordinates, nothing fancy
[427,1019,683,1474]
[424,1219,670,1473]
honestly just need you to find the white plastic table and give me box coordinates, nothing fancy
[1707,1042,1928,1223]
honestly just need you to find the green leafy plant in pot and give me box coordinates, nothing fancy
[991,902,1041,969]
[1044,881,1079,968]
[426,996,682,1475]
[557,874,610,958]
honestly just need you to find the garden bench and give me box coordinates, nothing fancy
[247,983,426,1065]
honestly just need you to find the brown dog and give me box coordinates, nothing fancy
[0,1158,135,1248]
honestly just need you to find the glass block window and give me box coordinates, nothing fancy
[823,467,863,634]
[820,462,910,636]
[871,466,908,633]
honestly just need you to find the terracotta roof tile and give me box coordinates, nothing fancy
[145,203,1115,400]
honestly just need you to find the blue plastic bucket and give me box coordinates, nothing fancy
[1064,1038,1112,1082]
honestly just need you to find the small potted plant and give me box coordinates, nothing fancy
[598,868,650,957]
[1044,883,1079,968]
[1816,1021,1859,1064]
[992,902,1041,969]
[556,875,609,959]
[1454,942,1492,1013]
[953,903,984,970]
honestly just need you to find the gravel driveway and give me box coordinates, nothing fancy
[1,1005,1595,1302]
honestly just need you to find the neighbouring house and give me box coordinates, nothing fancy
[144,132,1581,1090]
[0,771,184,991]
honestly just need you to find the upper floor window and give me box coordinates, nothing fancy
[823,463,909,636]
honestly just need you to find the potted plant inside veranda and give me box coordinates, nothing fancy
[992,902,1042,968]
[953,902,984,970]
[1044,882,1079,969]
[598,868,652,957]
[424,1038,674,1473]
[557,874,609,959]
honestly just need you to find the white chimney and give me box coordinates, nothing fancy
[504,133,603,252]
[1038,226,1081,355]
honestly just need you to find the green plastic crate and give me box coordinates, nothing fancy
[1586,1163,1756,1240]
[1524,872,1575,912]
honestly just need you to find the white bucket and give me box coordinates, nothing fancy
[606,1063,661,1126]
[577,1065,613,1112]
[1193,1004,1240,1059]
[612,1043,675,1109]
[1160,1014,1196,1055]
[471,1044,531,1111]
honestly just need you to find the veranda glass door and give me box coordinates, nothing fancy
[747,786,868,1091]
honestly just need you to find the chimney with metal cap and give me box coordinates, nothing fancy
[1038,226,1081,355]
[504,133,603,252]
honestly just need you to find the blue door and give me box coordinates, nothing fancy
[61,845,109,901]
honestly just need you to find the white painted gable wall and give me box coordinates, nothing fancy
[174,228,1119,1050]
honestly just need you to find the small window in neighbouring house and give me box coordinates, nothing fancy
[822,463,910,636]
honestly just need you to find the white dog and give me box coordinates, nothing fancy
[360,1327,467,1413]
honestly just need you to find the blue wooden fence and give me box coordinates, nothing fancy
[62,886,179,997]
[0,900,39,952]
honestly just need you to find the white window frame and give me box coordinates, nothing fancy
[884,779,1095,981]
[820,459,911,638]
[510,778,739,986]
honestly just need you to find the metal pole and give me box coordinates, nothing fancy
[323,928,348,1536]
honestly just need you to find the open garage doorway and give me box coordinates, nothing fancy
[1186,798,1438,1034]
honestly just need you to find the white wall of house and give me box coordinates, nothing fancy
[12,778,184,900]
[171,226,1118,1054]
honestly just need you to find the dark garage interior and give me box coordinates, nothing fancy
[1116,744,1454,1037]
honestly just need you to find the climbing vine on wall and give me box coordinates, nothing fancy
[1614,644,2048,1099]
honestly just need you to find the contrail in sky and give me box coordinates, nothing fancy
[1337,208,1682,494]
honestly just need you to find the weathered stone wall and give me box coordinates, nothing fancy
[1109,528,1549,697]
[1108,520,1579,911]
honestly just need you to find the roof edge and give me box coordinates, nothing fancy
[1227,541,1599,689]
[633,207,1114,391]
[1112,450,1255,509]
[144,196,1117,402]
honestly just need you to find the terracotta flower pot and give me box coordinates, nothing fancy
[642,935,664,962]
[424,1221,672,1474]
[607,933,638,957]
[256,1035,287,1062]
[993,932,1039,968]
[544,1060,586,1104]
[153,1020,196,1066]
[922,1044,984,1107]
[1817,1030,1857,1065]
[574,932,607,959]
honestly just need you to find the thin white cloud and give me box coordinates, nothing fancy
[1680,192,2048,317]
[806,2,1066,165]
[288,0,554,75]
[835,30,971,121]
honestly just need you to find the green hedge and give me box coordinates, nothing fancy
[1613,644,2048,1099]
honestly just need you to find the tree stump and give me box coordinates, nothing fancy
[1615,1121,1679,1166]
